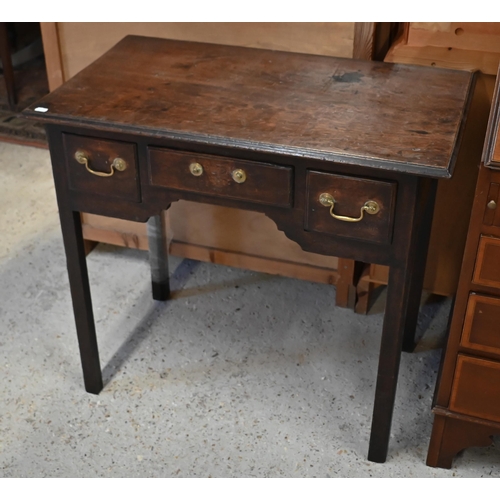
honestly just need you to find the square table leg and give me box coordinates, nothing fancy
[367,178,437,462]
[147,212,170,301]
[367,264,416,462]
[58,208,103,395]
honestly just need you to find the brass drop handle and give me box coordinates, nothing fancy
[232,169,246,183]
[189,162,204,176]
[75,151,127,177]
[319,193,380,222]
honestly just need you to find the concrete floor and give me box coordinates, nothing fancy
[1,140,499,478]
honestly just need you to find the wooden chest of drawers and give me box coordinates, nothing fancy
[427,65,500,468]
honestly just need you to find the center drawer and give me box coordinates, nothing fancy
[148,148,292,207]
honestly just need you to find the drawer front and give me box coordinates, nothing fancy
[472,236,500,288]
[461,294,500,355]
[305,171,396,244]
[63,133,140,202]
[483,180,500,227]
[148,148,292,207]
[450,354,500,423]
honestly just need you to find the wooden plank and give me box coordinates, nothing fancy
[82,202,341,270]
[39,22,64,91]
[168,202,340,269]
[353,22,376,60]
[169,241,340,286]
[57,22,356,80]
[408,22,500,53]
[385,38,500,75]
[82,218,341,285]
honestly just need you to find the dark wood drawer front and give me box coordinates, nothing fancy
[148,148,292,207]
[472,236,500,288]
[63,134,140,202]
[305,171,396,244]
[450,355,500,423]
[461,294,500,355]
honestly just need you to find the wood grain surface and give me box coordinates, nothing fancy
[25,35,474,178]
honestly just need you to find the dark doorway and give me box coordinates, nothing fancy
[0,22,49,147]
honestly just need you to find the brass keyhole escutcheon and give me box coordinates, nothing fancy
[487,200,497,210]
[232,169,246,183]
[319,193,380,223]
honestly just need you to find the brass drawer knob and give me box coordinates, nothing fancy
[232,169,246,183]
[487,200,497,210]
[112,158,127,172]
[75,150,127,177]
[319,193,380,222]
[189,162,204,176]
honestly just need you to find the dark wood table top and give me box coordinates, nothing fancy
[25,35,475,178]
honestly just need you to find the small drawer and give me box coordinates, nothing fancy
[148,148,292,207]
[472,236,500,288]
[450,354,500,423]
[305,171,396,244]
[461,294,500,356]
[63,133,140,202]
[482,181,500,226]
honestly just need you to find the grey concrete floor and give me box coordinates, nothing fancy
[1,141,499,478]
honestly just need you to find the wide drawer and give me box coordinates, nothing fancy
[461,294,500,356]
[450,354,500,423]
[305,171,396,244]
[63,133,140,202]
[148,148,292,207]
[472,236,500,288]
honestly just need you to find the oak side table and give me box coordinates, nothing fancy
[24,35,474,463]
